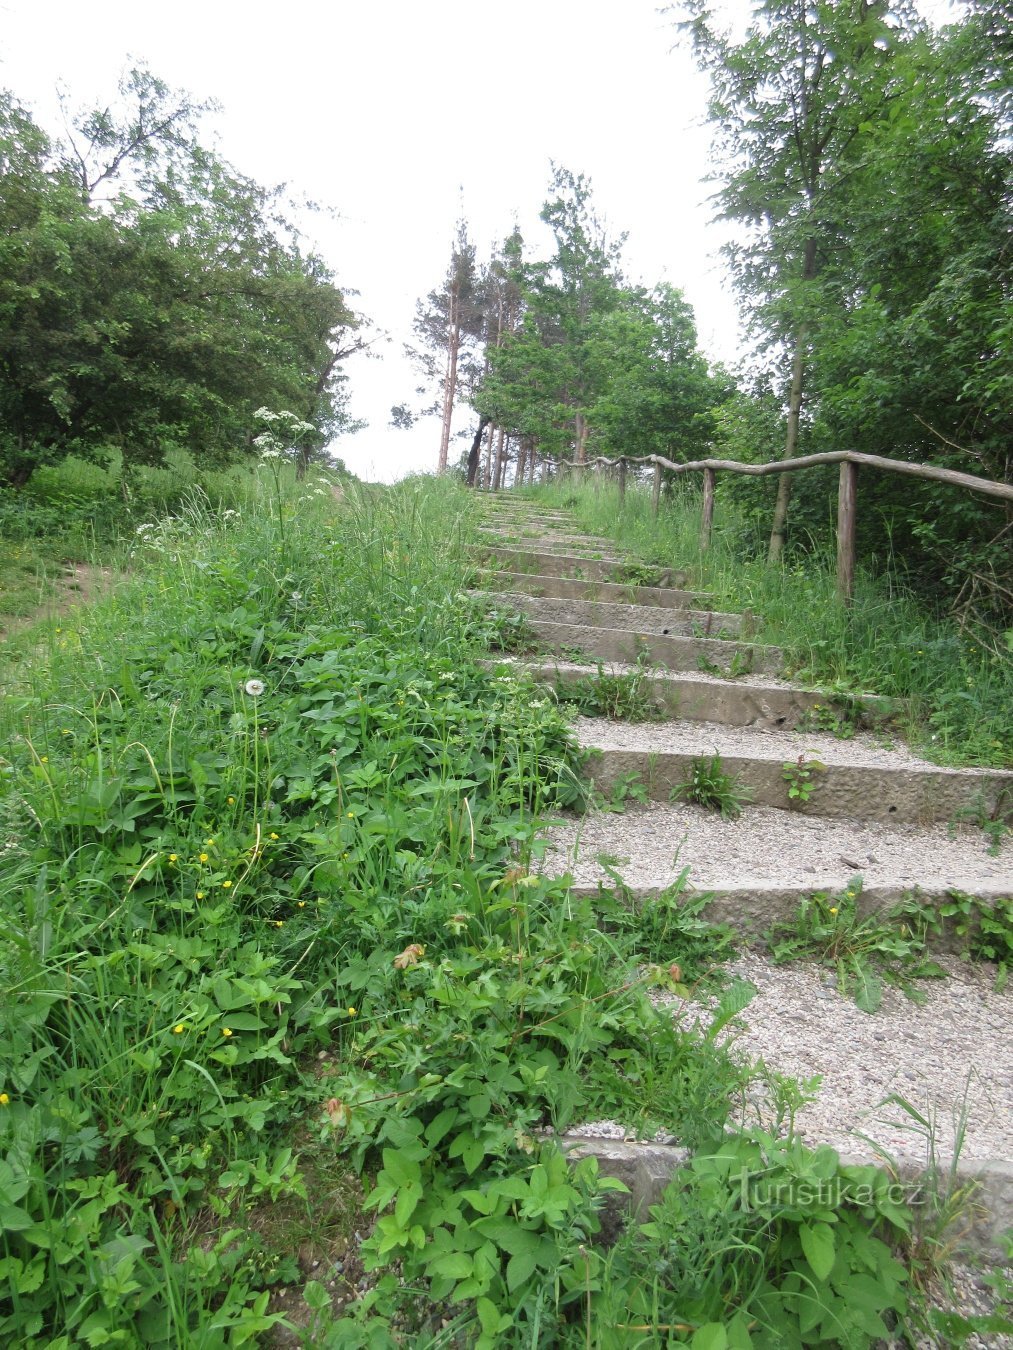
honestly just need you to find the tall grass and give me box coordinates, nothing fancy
[526,475,1012,769]
[0,468,754,1343]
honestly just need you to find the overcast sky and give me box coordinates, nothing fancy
[1,0,956,481]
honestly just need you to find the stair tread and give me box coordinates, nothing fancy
[493,654,809,692]
[479,590,743,633]
[479,570,714,607]
[575,713,1010,779]
[540,800,1011,897]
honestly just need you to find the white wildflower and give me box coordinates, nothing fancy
[244,679,266,698]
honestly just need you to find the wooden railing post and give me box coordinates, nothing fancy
[836,459,858,603]
[618,458,626,504]
[651,461,661,518]
[700,466,715,552]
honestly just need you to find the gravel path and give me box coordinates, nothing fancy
[543,947,1012,1163]
[541,801,1012,896]
[576,713,1013,777]
[702,950,1013,1165]
[493,652,830,692]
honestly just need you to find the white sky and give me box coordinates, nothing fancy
[1,0,957,482]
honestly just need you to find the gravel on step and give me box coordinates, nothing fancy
[655,950,1013,1167]
[575,713,1005,776]
[540,801,1011,894]
[503,654,833,692]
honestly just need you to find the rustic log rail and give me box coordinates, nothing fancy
[520,449,1013,602]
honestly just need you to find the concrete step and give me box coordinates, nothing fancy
[476,523,616,549]
[477,570,714,611]
[478,591,745,639]
[520,619,782,676]
[575,716,1013,826]
[499,657,880,729]
[471,546,683,586]
[540,800,1011,925]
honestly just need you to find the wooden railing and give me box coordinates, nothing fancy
[525,450,1013,602]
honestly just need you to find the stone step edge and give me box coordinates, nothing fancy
[476,590,745,637]
[470,545,683,584]
[526,620,783,676]
[515,658,896,718]
[560,1135,1012,1258]
[580,745,1013,824]
[561,879,1013,932]
[477,569,717,611]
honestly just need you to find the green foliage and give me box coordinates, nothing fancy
[595,873,739,986]
[796,700,860,741]
[678,2,1012,613]
[935,891,1013,991]
[0,473,782,1343]
[765,880,947,1013]
[589,1130,911,1347]
[672,754,751,820]
[473,168,726,469]
[560,657,662,722]
[0,72,360,489]
[781,754,826,807]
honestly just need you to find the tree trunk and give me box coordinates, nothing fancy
[437,282,461,473]
[493,430,507,491]
[574,410,589,463]
[515,437,528,487]
[481,421,495,489]
[465,415,490,487]
[768,237,818,561]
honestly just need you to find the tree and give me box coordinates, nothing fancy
[409,218,485,473]
[582,284,725,463]
[675,0,915,558]
[537,165,626,462]
[474,175,722,478]
[0,76,361,488]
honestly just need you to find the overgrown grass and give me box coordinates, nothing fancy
[5,468,886,1347]
[523,476,1013,769]
[0,451,305,626]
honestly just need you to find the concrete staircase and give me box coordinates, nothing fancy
[472,492,1013,1254]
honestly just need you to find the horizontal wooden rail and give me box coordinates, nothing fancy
[522,449,1012,602]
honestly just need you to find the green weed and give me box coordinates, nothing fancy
[672,754,752,820]
[764,879,946,1012]
[782,753,827,806]
[560,658,662,721]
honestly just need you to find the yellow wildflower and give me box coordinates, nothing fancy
[346,1007,357,1017]
[196,891,205,900]
[199,853,209,863]
[168,854,178,863]
[173,1024,185,1035]
[222,1028,233,1037]
[222,880,233,889]
[0,1093,9,1106]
